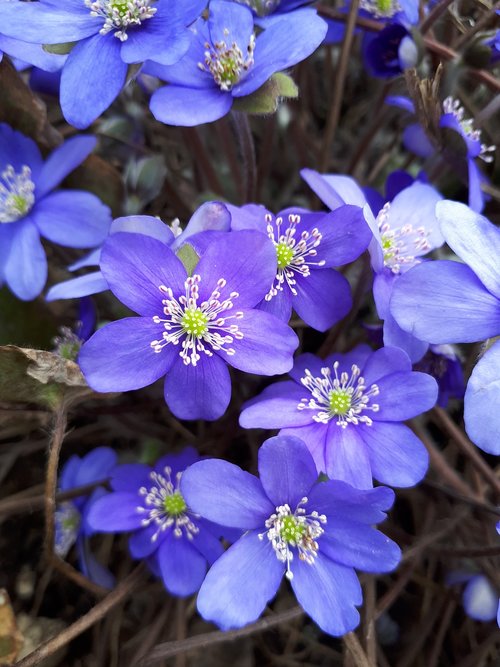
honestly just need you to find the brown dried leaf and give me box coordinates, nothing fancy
[0,589,23,666]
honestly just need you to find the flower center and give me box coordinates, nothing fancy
[54,502,81,558]
[137,467,198,542]
[442,97,495,163]
[150,274,244,367]
[298,362,380,427]
[84,0,157,41]
[376,202,431,274]
[265,213,325,301]
[198,28,256,91]
[0,165,35,224]
[259,499,326,580]
[359,0,401,17]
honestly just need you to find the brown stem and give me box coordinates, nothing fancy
[343,632,373,667]
[453,1,500,49]
[419,0,456,34]
[44,404,68,563]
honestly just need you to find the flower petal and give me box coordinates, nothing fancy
[315,205,372,266]
[324,424,373,489]
[197,530,284,630]
[35,135,96,199]
[307,480,395,523]
[4,219,47,301]
[239,381,312,429]
[157,532,208,596]
[374,371,437,421]
[73,447,117,487]
[86,492,144,531]
[463,575,499,622]
[361,346,411,385]
[0,4,99,43]
[293,269,352,332]
[110,464,152,492]
[79,317,177,392]
[45,272,108,301]
[280,423,328,474]
[150,85,232,126]
[320,522,400,573]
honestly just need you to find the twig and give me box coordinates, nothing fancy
[44,404,68,563]
[453,1,500,49]
[343,632,373,667]
[419,0,456,33]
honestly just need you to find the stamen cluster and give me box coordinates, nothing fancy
[443,97,496,163]
[265,213,325,300]
[377,202,431,274]
[84,0,157,41]
[0,165,35,223]
[359,0,401,18]
[298,362,380,427]
[150,274,244,366]
[137,467,199,543]
[259,498,326,580]
[199,30,256,91]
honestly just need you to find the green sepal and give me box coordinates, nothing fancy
[176,243,200,276]
[43,42,77,55]
[232,72,298,115]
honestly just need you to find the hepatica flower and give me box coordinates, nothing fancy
[0,124,111,300]
[240,346,437,489]
[148,0,327,126]
[0,0,205,128]
[79,230,298,420]
[181,435,400,634]
[87,447,226,596]
[56,447,117,588]
[228,203,371,330]
[391,200,500,455]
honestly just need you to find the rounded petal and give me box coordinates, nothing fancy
[181,459,274,529]
[359,422,428,487]
[35,135,97,199]
[464,341,500,455]
[197,530,284,630]
[61,34,127,129]
[307,480,395,524]
[129,525,161,559]
[150,85,232,126]
[227,309,298,375]
[46,272,108,301]
[158,532,207,596]
[361,346,411,385]
[86,492,143,532]
[0,4,99,43]
[315,205,372,266]
[391,261,500,343]
[32,190,111,248]
[111,215,175,244]
[74,447,117,486]
[280,422,328,475]
[164,354,231,421]
[110,463,152,492]
[4,219,47,300]
[100,232,187,317]
[386,182,444,250]
[257,284,293,323]
[290,555,361,637]
[463,575,499,622]
[437,200,500,300]
[258,435,318,509]
[324,424,373,489]
[79,317,177,392]
[374,371,438,421]
[239,381,312,429]
[300,168,352,210]
[293,269,352,332]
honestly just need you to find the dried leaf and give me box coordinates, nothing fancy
[0,589,23,666]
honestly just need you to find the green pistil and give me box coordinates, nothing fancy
[280,515,305,544]
[381,235,395,262]
[10,194,30,217]
[164,491,187,517]
[329,389,352,416]
[376,0,393,13]
[181,308,208,337]
[276,242,294,270]
[62,515,80,531]
[111,0,128,15]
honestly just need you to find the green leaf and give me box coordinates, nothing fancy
[176,243,200,276]
[43,42,76,55]
[232,73,298,115]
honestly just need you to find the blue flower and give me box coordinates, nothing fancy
[240,345,436,489]
[180,435,401,634]
[391,200,500,455]
[87,447,228,596]
[0,123,111,300]
[56,446,118,589]
[147,0,327,126]
[363,23,418,78]
[301,168,444,361]
[448,570,500,625]
[79,229,299,420]
[227,203,371,330]
[414,344,464,408]
[0,0,205,128]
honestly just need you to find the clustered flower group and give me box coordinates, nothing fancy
[1,0,499,645]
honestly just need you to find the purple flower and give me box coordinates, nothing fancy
[301,168,443,361]
[227,203,371,330]
[87,447,227,596]
[448,571,500,624]
[0,124,111,300]
[79,230,298,420]
[414,344,464,408]
[148,0,327,126]
[0,0,205,128]
[391,200,500,455]
[240,345,437,488]
[56,446,118,588]
[181,435,400,634]
[363,23,418,78]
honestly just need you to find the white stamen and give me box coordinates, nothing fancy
[259,498,326,580]
[150,274,244,366]
[265,213,325,301]
[442,97,496,163]
[84,0,157,41]
[376,202,431,274]
[298,362,380,427]
[54,502,81,558]
[0,165,35,223]
[136,466,199,543]
[359,0,401,18]
[198,31,255,91]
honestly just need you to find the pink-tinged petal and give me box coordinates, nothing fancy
[197,530,284,630]
[290,555,361,636]
[100,232,187,317]
[86,492,144,531]
[181,460,274,529]
[437,200,500,300]
[158,532,207,596]
[258,435,318,509]
[325,424,373,489]
[359,422,428,487]
[227,309,298,375]
[79,317,177,392]
[374,371,437,421]
[164,354,231,421]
